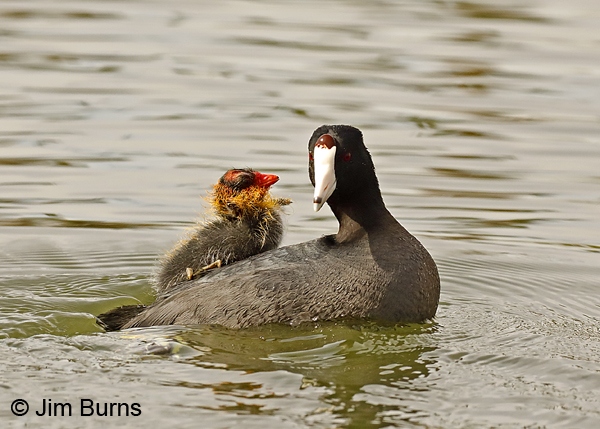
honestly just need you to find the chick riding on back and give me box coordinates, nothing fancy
[96,168,290,331]
[156,168,291,292]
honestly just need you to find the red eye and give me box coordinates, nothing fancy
[343,153,352,162]
[309,152,313,161]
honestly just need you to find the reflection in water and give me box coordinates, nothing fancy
[135,323,439,427]
[429,167,515,180]
[451,2,551,22]
[0,9,122,20]
[0,157,127,166]
[0,216,165,229]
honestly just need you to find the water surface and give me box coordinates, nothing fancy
[1,0,599,427]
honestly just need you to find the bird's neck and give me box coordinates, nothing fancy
[329,193,397,243]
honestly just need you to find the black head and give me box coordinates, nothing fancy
[308,125,381,210]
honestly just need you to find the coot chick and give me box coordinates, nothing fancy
[156,168,291,292]
[122,125,440,329]
[96,168,291,331]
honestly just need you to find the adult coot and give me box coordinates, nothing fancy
[122,125,440,329]
[97,168,291,331]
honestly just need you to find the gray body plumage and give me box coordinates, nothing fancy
[123,221,439,329]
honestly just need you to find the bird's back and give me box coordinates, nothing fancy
[155,212,285,292]
[124,222,438,329]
